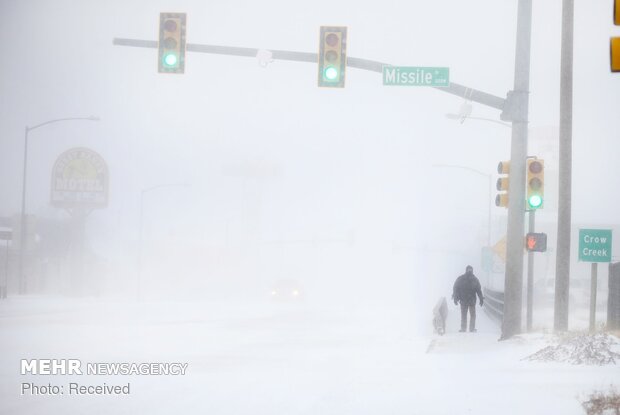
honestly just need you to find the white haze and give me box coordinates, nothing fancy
[0,1,619,413]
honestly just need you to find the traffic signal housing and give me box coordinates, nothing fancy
[158,13,187,73]
[318,26,347,88]
[526,158,544,210]
[525,232,547,252]
[612,0,620,72]
[495,161,510,208]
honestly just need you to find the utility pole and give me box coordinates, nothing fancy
[500,0,533,340]
[554,0,574,332]
[526,210,535,331]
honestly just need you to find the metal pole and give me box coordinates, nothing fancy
[526,210,535,331]
[114,38,507,111]
[501,0,533,340]
[589,262,598,332]
[554,0,574,332]
[487,174,493,287]
[18,127,29,294]
[16,116,99,296]
[137,192,145,301]
[3,241,8,299]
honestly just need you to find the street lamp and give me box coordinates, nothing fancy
[137,182,190,300]
[18,116,100,294]
[445,113,511,129]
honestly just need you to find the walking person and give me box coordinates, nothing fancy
[452,265,484,332]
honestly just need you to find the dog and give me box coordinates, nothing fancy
[432,297,448,335]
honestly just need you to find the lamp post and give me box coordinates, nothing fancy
[18,116,99,294]
[137,182,189,301]
[445,113,512,129]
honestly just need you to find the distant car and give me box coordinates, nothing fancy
[270,278,304,302]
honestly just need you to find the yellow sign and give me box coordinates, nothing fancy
[492,236,507,263]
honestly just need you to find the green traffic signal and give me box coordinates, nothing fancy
[318,26,347,88]
[158,13,186,74]
[163,52,178,67]
[526,158,544,210]
[324,66,339,81]
[528,194,543,209]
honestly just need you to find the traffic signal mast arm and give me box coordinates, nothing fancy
[113,37,506,111]
[115,0,532,341]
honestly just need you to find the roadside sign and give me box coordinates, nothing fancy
[578,229,612,262]
[51,147,109,209]
[0,230,12,241]
[492,236,507,263]
[382,66,449,87]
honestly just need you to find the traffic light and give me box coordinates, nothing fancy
[495,160,510,208]
[525,232,547,252]
[318,26,347,88]
[612,0,619,72]
[158,13,187,74]
[526,158,544,209]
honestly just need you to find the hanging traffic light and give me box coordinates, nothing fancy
[526,158,544,209]
[318,26,347,88]
[158,13,187,74]
[525,232,547,252]
[612,0,620,72]
[495,160,510,208]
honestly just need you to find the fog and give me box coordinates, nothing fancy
[2,0,619,328]
[1,1,619,413]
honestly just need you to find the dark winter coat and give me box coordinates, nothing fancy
[452,272,483,306]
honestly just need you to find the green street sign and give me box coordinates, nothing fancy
[382,66,450,87]
[578,229,612,262]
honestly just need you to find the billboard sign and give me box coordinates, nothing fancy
[51,147,109,208]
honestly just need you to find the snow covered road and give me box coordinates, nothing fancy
[0,297,617,414]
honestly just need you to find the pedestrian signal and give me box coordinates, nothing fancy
[525,232,547,252]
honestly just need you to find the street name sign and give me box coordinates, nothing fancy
[382,66,450,87]
[578,229,612,262]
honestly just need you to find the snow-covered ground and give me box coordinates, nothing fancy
[0,296,617,415]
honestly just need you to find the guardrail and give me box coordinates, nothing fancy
[483,287,504,324]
